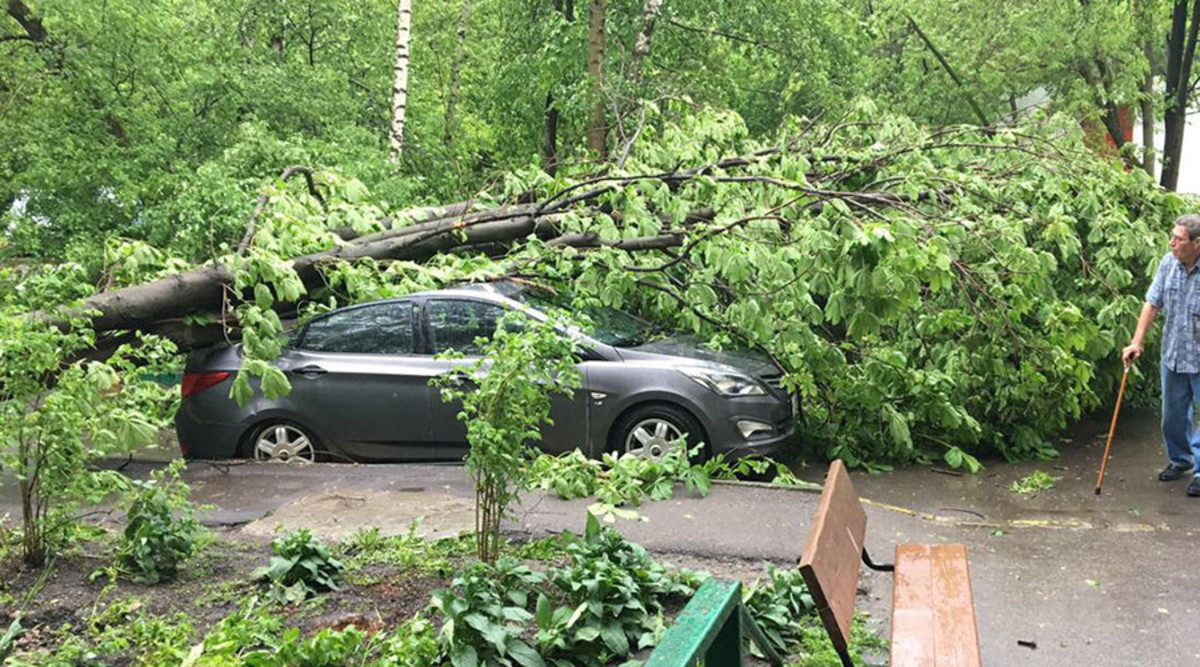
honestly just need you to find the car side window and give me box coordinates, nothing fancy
[426,299,507,356]
[299,302,416,354]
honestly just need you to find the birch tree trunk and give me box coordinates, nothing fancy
[630,0,663,83]
[1143,38,1157,178]
[443,0,472,145]
[586,0,607,158]
[388,0,413,163]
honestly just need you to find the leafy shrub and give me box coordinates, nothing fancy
[116,460,205,584]
[261,529,345,605]
[433,313,581,563]
[428,559,545,667]
[742,565,817,657]
[542,513,693,665]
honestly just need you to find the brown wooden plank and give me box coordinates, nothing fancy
[891,544,935,667]
[798,460,867,653]
[892,544,982,667]
[930,544,982,667]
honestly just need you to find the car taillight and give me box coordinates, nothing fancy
[181,371,230,399]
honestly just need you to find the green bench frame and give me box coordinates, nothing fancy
[645,578,784,667]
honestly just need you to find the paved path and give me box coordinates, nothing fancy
[2,410,1193,665]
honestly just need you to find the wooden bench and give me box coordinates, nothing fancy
[798,460,981,667]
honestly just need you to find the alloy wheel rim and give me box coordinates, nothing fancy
[254,425,315,463]
[624,418,684,461]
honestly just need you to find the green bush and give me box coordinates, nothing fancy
[542,513,693,665]
[260,529,345,605]
[428,559,545,667]
[116,461,204,585]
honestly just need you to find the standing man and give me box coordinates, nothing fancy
[1124,214,1200,496]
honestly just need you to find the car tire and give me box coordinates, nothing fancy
[609,403,709,463]
[244,420,325,463]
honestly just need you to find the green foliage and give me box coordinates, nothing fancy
[433,314,581,563]
[0,262,177,567]
[88,598,196,666]
[743,565,817,657]
[427,514,696,667]
[541,513,693,665]
[260,529,345,605]
[786,613,887,667]
[539,108,1183,467]
[1010,470,1060,495]
[428,559,545,667]
[525,444,713,510]
[339,523,474,578]
[706,455,822,490]
[184,599,439,665]
[116,460,205,584]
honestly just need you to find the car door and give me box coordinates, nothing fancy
[422,297,590,460]
[285,300,438,460]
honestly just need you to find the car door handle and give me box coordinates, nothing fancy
[292,365,328,378]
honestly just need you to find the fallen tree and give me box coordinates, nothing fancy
[13,106,1190,468]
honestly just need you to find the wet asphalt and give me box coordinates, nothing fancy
[1,409,1196,665]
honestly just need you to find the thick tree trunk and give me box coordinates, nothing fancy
[586,0,607,157]
[1161,0,1200,191]
[74,202,689,343]
[388,0,413,162]
[443,0,472,145]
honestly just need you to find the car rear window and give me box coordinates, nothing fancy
[299,302,416,354]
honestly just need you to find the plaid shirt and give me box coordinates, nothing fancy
[1147,252,1200,373]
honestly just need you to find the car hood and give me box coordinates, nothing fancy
[617,336,778,377]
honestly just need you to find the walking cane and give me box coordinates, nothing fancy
[1095,363,1132,495]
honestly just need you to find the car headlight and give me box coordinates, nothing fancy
[679,367,766,396]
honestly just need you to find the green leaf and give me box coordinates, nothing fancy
[261,367,291,400]
[600,620,630,655]
[507,641,546,667]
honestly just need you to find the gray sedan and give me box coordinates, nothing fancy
[175,281,796,463]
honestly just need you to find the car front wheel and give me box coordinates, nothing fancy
[610,404,707,463]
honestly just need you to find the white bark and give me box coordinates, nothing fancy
[388,0,413,162]
[631,0,663,79]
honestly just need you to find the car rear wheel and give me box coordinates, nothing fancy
[610,404,708,463]
[248,421,323,463]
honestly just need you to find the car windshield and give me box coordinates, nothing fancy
[514,289,657,348]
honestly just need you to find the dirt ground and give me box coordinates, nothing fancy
[0,524,786,662]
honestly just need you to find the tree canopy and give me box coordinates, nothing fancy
[3,0,1198,475]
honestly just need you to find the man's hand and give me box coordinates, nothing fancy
[1122,343,1142,366]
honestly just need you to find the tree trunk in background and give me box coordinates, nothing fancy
[6,0,48,43]
[545,92,560,175]
[1144,38,1157,178]
[388,0,413,162]
[1161,0,1200,191]
[544,0,574,174]
[586,0,607,158]
[443,0,472,145]
[630,0,663,83]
